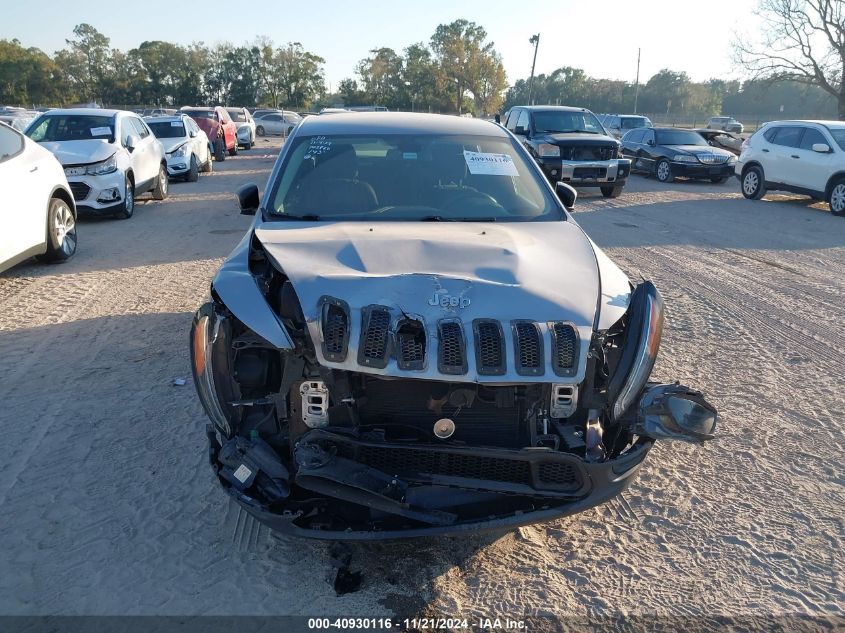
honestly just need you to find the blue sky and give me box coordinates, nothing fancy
[2,0,760,88]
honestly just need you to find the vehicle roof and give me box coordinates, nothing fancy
[181,106,218,111]
[767,119,845,127]
[295,112,508,137]
[511,105,592,113]
[35,108,123,117]
[650,127,703,132]
[145,115,189,124]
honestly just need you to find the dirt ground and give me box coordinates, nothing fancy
[0,135,843,627]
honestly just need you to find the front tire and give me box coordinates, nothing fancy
[38,197,77,263]
[601,185,623,198]
[656,159,673,183]
[201,146,213,173]
[256,126,265,137]
[242,139,252,150]
[214,138,226,162]
[152,163,169,200]
[741,165,766,200]
[228,137,238,156]
[828,178,845,216]
[114,177,135,219]
[186,154,199,182]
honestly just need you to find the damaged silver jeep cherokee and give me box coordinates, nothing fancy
[190,113,717,539]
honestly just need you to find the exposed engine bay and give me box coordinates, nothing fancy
[190,234,717,539]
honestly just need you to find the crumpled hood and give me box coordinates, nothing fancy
[254,219,603,382]
[162,139,187,154]
[39,139,116,166]
[542,132,618,146]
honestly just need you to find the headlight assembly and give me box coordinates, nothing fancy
[672,154,699,163]
[171,144,189,158]
[86,154,118,175]
[538,143,561,158]
[608,281,665,421]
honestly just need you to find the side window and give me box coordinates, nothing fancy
[798,128,826,150]
[770,126,803,147]
[626,130,644,144]
[763,127,778,142]
[26,117,49,142]
[505,109,519,131]
[129,117,149,139]
[516,110,530,133]
[0,123,24,163]
[266,114,281,122]
[642,130,654,144]
[611,117,621,128]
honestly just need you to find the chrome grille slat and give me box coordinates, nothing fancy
[438,320,467,375]
[473,319,505,376]
[550,322,578,376]
[358,306,391,368]
[512,321,544,376]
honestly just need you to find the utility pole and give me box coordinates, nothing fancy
[633,48,641,113]
[528,34,540,105]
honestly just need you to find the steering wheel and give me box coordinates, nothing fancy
[439,190,505,215]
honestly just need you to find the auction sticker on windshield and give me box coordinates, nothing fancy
[90,127,111,136]
[463,150,519,176]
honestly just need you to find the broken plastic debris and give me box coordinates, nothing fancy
[172,377,187,386]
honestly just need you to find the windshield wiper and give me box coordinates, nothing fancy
[420,216,498,222]
[275,214,320,221]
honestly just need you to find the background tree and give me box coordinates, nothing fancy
[734,0,845,118]
[61,23,111,102]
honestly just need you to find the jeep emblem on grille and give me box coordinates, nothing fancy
[428,291,470,308]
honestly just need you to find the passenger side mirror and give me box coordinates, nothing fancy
[189,130,197,138]
[494,113,501,124]
[514,125,528,136]
[647,139,655,146]
[555,181,577,211]
[236,182,260,215]
[812,143,831,153]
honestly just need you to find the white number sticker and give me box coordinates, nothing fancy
[463,150,519,176]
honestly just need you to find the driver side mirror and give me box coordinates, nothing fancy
[647,139,655,146]
[812,143,831,153]
[555,181,577,211]
[514,125,528,136]
[124,133,139,152]
[236,182,260,215]
[494,113,501,124]
[189,130,197,138]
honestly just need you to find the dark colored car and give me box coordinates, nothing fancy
[180,106,238,162]
[621,127,737,183]
[504,105,631,198]
[189,112,717,540]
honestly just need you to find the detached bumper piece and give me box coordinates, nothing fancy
[209,427,653,539]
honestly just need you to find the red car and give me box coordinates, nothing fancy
[180,106,238,161]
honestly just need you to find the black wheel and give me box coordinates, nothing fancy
[828,178,845,216]
[186,154,199,182]
[600,185,623,198]
[741,165,766,200]
[152,163,169,200]
[256,125,265,137]
[228,137,238,156]
[242,139,252,150]
[201,146,213,173]
[38,197,77,263]
[710,176,728,184]
[656,159,673,183]
[114,176,135,219]
[214,138,226,162]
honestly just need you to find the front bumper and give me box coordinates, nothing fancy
[670,161,735,179]
[538,158,631,187]
[208,426,653,540]
[165,155,190,177]
[237,127,252,144]
[67,171,126,214]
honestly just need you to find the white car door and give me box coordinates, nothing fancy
[790,126,835,193]
[763,126,803,185]
[123,116,156,185]
[0,127,44,264]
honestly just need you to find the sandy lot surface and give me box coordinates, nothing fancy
[0,136,843,626]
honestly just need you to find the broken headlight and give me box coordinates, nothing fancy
[608,281,664,421]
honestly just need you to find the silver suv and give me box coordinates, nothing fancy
[602,114,653,139]
[707,116,743,134]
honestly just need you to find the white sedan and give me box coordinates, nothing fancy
[254,111,301,137]
[146,114,213,181]
[0,122,78,273]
